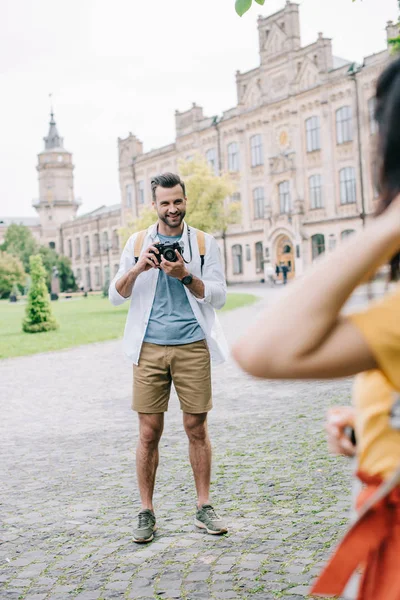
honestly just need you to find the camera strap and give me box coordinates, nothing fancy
[133,230,147,263]
[187,227,206,275]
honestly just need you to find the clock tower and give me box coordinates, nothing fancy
[33,110,80,252]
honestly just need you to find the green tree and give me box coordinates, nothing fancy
[1,224,38,272]
[37,246,76,292]
[22,255,58,333]
[235,0,265,17]
[119,156,240,280]
[56,255,77,292]
[0,252,26,299]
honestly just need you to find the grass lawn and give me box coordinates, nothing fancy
[0,292,258,359]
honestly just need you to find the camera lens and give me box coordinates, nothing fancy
[164,248,177,262]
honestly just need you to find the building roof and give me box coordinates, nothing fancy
[0,216,40,227]
[332,56,351,70]
[75,204,121,220]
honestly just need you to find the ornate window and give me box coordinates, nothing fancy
[206,148,218,175]
[305,116,320,152]
[125,184,133,208]
[309,174,323,209]
[311,234,325,260]
[137,180,145,205]
[232,244,243,275]
[253,187,265,219]
[255,242,263,273]
[227,142,240,172]
[339,167,356,204]
[278,181,291,214]
[336,106,353,144]
[250,134,263,167]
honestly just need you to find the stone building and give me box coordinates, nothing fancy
[2,1,398,288]
[117,2,398,283]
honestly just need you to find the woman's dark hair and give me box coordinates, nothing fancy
[374,54,400,280]
[151,173,186,202]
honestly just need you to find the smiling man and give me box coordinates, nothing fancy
[109,172,228,543]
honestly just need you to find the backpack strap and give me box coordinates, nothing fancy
[133,230,147,263]
[197,230,206,274]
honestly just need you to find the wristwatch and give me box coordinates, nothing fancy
[181,273,193,286]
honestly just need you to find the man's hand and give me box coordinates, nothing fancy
[159,250,188,280]
[325,406,356,457]
[135,245,160,275]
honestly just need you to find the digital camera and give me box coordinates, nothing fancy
[151,241,183,264]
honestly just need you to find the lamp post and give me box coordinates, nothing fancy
[348,62,367,228]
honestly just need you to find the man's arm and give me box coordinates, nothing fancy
[109,238,159,305]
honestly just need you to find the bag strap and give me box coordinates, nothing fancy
[133,230,147,263]
[196,229,206,274]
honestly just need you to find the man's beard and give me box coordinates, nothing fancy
[159,210,186,228]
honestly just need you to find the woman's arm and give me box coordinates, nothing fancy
[232,199,400,379]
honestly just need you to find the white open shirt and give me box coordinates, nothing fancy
[109,222,229,366]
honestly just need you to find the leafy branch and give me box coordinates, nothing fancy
[235,0,265,18]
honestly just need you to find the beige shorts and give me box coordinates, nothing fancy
[133,340,212,414]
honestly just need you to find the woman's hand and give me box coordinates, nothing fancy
[325,406,356,457]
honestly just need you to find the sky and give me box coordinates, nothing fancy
[1,0,398,218]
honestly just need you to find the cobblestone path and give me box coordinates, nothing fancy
[0,289,356,600]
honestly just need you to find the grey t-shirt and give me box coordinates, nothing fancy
[143,233,205,346]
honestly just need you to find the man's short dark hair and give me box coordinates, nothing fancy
[151,173,186,202]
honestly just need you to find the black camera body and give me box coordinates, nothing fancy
[151,241,183,264]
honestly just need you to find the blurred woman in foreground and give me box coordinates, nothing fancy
[233,55,400,600]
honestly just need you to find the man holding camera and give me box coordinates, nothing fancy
[109,173,228,543]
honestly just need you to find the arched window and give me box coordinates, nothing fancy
[125,184,133,208]
[341,229,356,240]
[93,233,100,255]
[113,230,119,251]
[253,187,265,219]
[311,234,325,260]
[206,148,218,175]
[305,116,320,152]
[227,142,240,172]
[336,106,353,144]
[250,134,263,167]
[339,167,356,204]
[255,242,264,273]
[49,241,56,250]
[232,244,243,275]
[309,174,323,209]
[278,181,291,214]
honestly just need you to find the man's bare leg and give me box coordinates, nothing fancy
[183,412,211,507]
[136,413,164,511]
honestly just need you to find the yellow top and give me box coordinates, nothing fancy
[348,285,400,480]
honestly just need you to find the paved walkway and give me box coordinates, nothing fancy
[0,285,367,600]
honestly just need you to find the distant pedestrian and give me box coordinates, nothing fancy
[275,264,280,278]
[280,264,289,285]
[265,262,275,286]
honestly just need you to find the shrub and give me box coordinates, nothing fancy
[22,255,58,333]
[0,251,26,299]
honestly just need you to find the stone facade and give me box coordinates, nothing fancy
[2,2,399,288]
[117,2,398,283]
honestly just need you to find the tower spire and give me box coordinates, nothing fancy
[44,94,63,150]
